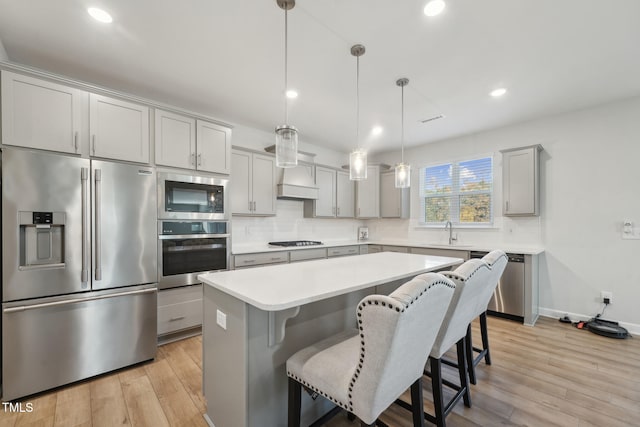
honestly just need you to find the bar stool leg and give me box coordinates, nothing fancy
[410,377,426,427]
[465,325,477,385]
[430,357,446,427]
[456,338,472,408]
[480,312,491,365]
[288,377,301,427]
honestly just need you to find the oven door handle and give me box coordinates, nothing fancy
[159,233,230,240]
[165,244,226,252]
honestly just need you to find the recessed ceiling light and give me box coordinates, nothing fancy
[88,7,113,24]
[371,126,383,136]
[285,89,298,99]
[490,88,507,97]
[424,0,446,17]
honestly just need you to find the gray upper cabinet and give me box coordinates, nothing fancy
[304,166,354,218]
[196,120,231,175]
[336,170,355,217]
[231,149,276,216]
[501,145,542,216]
[154,109,196,170]
[90,94,150,164]
[1,71,84,154]
[155,109,231,174]
[356,165,381,218]
[380,170,410,218]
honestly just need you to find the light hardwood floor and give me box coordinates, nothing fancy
[1,316,639,427]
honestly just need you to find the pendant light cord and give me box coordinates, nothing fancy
[284,8,289,124]
[401,83,405,163]
[356,54,360,149]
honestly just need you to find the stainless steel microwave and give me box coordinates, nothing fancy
[158,172,229,220]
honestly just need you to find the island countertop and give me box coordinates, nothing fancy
[198,252,463,311]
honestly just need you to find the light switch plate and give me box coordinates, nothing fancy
[216,309,227,330]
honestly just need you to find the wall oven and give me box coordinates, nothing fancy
[158,220,229,289]
[158,172,229,220]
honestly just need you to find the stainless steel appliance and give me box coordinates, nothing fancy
[471,251,525,321]
[158,220,229,289]
[157,171,229,220]
[268,240,323,247]
[1,148,158,401]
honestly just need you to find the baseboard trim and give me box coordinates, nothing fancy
[539,307,640,336]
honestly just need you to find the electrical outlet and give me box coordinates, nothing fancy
[622,220,640,239]
[600,291,613,304]
[216,309,227,330]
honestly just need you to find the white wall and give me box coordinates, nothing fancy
[0,37,8,60]
[371,96,640,329]
[230,124,365,246]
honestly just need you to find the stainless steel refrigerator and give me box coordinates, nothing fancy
[1,147,158,401]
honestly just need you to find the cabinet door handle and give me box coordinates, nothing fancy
[191,153,196,166]
[506,201,509,212]
[198,153,202,166]
[169,316,185,322]
[249,201,252,212]
[243,259,256,263]
[253,201,256,211]
[337,207,340,215]
[91,135,96,155]
[74,131,79,152]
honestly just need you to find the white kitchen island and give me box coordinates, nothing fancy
[199,252,463,427]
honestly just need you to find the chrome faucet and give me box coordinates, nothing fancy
[444,221,457,245]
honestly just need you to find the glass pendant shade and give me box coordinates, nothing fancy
[349,149,367,180]
[275,125,298,168]
[395,162,411,188]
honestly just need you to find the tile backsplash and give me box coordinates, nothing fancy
[231,199,365,246]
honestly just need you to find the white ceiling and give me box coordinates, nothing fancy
[1,0,639,154]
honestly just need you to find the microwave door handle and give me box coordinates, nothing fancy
[81,167,89,283]
[94,169,102,281]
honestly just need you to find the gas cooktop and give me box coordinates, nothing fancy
[268,240,323,247]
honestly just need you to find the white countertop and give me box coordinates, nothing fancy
[232,239,544,255]
[199,252,462,311]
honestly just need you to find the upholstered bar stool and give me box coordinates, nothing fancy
[286,273,456,427]
[418,259,493,427]
[464,250,508,384]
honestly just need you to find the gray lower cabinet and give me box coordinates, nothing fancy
[327,245,360,257]
[381,245,409,253]
[233,252,289,269]
[367,245,382,253]
[409,247,470,261]
[289,248,327,262]
[158,284,203,343]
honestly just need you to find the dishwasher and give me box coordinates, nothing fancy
[470,251,525,322]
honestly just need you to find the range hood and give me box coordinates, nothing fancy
[265,145,319,200]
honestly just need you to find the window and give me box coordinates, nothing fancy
[419,156,493,226]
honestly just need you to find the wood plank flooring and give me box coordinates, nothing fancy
[1,316,639,427]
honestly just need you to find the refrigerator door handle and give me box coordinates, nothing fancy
[81,167,89,283]
[95,168,102,281]
[3,287,157,313]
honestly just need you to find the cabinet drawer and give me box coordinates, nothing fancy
[158,299,203,335]
[409,247,469,261]
[327,245,360,257]
[382,245,409,253]
[289,248,327,262]
[367,245,382,254]
[234,252,289,268]
[158,284,203,307]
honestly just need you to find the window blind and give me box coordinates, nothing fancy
[419,156,493,225]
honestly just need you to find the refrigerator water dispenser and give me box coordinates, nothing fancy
[19,211,66,268]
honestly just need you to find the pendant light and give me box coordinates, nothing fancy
[395,78,411,188]
[349,44,367,180]
[275,0,298,168]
